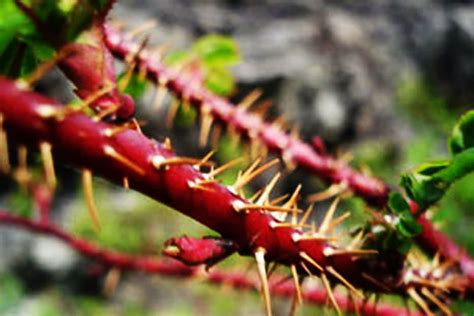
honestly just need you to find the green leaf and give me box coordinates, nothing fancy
[396,211,422,238]
[118,72,148,100]
[163,50,192,66]
[205,67,235,96]
[450,110,474,154]
[192,35,240,68]
[388,192,409,214]
[9,190,33,218]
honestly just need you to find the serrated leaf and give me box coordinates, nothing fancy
[192,35,240,68]
[388,192,409,214]
[205,67,235,96]
[450,110,474,154]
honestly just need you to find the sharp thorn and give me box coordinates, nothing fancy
[82,169,101,232]
[163,137,173,151]
[0,114,11,173]
[283,184,302,210]
[238,88,263,110]
[255,248,272,316]
[210,125,222,149]
[321,273,342,316]
[152,156,211,170]
[256,172,281,205]
[407,288,434,316]
[199,108,213,148]
[299,203,315,226]
[103,267,121,297]
[123,177,129,190]
[234,159,279,191]
[14,146,30,191]
[154,81,169,111]
[348,230,365,250]
[319,197,340,234]
[269,194,289,206]
[324,248,378,257]
[40,142,57,189]
[103,145,145,175]
[290,264,303,305]
[208,157,244,178]
[307,183,348,203]
[299,251,323,272]
[326,211,351,234]
[165,97,179,128]
[421,287,452,316]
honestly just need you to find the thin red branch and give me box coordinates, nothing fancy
[103,26,474,289]
[0,209,419,316]
[104,25,389,208]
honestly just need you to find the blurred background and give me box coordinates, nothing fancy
[1,0,473,315]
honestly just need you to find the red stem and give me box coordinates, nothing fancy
[0,77,419,295]
[103,25,474,287]
[0,209,419,316]
[104,25,389,208]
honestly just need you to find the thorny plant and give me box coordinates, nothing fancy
[0,1,473,315]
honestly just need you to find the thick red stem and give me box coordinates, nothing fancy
[0,77,411,295]
[0,209,419,316]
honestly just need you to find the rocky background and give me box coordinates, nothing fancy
[1,1,473,315]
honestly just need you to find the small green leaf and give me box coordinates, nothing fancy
[205,67,235,96]
[396,215,422,238]
[388,192,409,214]
[9,191,33,218]
[450,110,474,154]
[192,35,240,68]
[118,72,148,100]
[163,50,192,66]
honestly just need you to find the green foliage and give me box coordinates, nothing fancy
[0,274,24,313]
[8,190,33,218]
[0,0,108,78]
[164,34,240,96]
[118,73,148,100]
[401,110,474,208]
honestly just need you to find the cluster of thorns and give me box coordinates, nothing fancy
[0,2,472,315]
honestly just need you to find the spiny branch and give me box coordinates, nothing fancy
[0,209,420,316]
[103,25,474,294]
[1,77,461,315]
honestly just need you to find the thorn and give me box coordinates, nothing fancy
[165,97,179,128]
[103,145,145,175]
[299,204,315,226]
[256,172,281,205]
[152,156,210,170]
[102,123,134,138]
[39,142,56,189]
[235,204,301,213]
[82,83,116,111]
[234,159,279,191]
[293,233,336,242]
[348,230,365,250]
[324,248,378,257]
[248,189,264,203]
[255,248,272,316]
[126,20,158,38]
[208,157,244,178]
[319,197,340,234]
[269,194,289,206]
[290,264,303,304]
[199,107,213,147]
[238,89,263,110]
[282,184,302,211]
[123,177,129,190]
[154,79,169,111]
[407,288,434,316]
[188,183,216,193]
[103,267,121,297]
[0,114,11,173]
[270,222,309,229]
[196,150,215,168]
[321,273,342,316]
[252,99,273,118]
[326,211,351,234]
[307,183,348,203]
[14,146,30,191]
[94,104,119,122]
[326,266,364,299]
[250,138,262,160]
[299,251,323,272]
[82,169,101,232]
[163,137,173,151]
[421,287,452,316]
[210,125,222,149]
